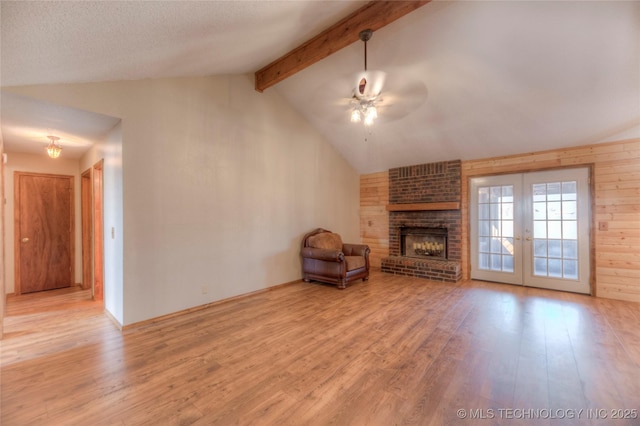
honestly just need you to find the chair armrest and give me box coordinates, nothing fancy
[301,247,345,262]
[342,244,371,257]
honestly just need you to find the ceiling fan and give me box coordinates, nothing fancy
[336,29,428,127]
[349,29,386,126]
[308,28,428,127]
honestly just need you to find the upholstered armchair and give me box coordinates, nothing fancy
[300,228,370,289]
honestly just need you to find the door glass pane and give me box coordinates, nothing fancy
[562,181,577,200]
[547,182,561,201]
[548,259,563,277]
[491,220,500,236]
[563,260,578,279]
[479,204,490,219]
[479,220,490,236]
[534,221,547,238]
[563,240,578,259]
[547,202,562,220]
[534,240,547,256]
[479,237,490,252]
[502,203,513,220]
[478,187,490,203]
[502,220,514,238]
[563,221,577,239]
[548,221,562,239]
[490,237,501,253]
[562,201,576,219]
[548,240,562,257]
[502,237,514,254]
[533,184,546,202]
[490,187,501,202]
[490,204,500,219]
[503,255,514,272]
[533,202,547,220]
[534,258,547,275]
[491,254,502,270]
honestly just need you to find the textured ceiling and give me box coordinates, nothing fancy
[0,0,366,158]
[1,1,639,171]
[1,0,365,86]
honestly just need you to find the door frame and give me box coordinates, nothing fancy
[92,160,104,302]
[81,168,92,290]
[467,165,595,295]
[14,171,75,295]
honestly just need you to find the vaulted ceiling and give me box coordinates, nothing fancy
[1,1,638,173]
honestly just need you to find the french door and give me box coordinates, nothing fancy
[470,168,590,294]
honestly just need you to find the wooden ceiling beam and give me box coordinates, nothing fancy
[254,1,432,92]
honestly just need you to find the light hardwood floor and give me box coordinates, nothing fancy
[2,271,640,425]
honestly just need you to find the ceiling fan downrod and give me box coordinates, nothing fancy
[359,29,373,71]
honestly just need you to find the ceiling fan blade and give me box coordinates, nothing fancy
[374,80,428,122]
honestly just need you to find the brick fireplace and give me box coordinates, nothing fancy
[381,160,462,282]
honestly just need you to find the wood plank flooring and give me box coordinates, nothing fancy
[2,271,640,425]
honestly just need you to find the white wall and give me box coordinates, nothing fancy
[6,74,360,326]
[80,122,124,325]
[3,152,83,293]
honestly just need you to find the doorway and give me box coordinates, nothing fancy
[92,161,104,302]
[80,162,105,302]
[14,172,74,294]
[81,169,92,291]
[470,168,591,294]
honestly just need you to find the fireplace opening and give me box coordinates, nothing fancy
[400,226,448,260]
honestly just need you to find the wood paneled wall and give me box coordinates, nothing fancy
[360,139,640,303]
[360,171,389,268]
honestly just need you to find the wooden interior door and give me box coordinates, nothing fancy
[15,172,74,294]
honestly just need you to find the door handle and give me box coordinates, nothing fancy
[515,236,521,241]
[526,237,532,241]
[21,237,29,243]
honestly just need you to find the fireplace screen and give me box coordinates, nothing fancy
[401,227,448,260]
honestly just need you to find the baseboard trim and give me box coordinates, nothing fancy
[104,308,123,331]
[122,279,302,331]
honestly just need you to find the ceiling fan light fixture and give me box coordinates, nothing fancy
[364,104,377,126]
[350,108,362,123]
[350,100,377,126]
[354,70,386,101]
[350,29,385,126]
[45,135,62,159]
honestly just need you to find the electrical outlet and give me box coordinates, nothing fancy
[201,286,208,295]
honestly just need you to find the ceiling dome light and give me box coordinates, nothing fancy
[46,135,62,159]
